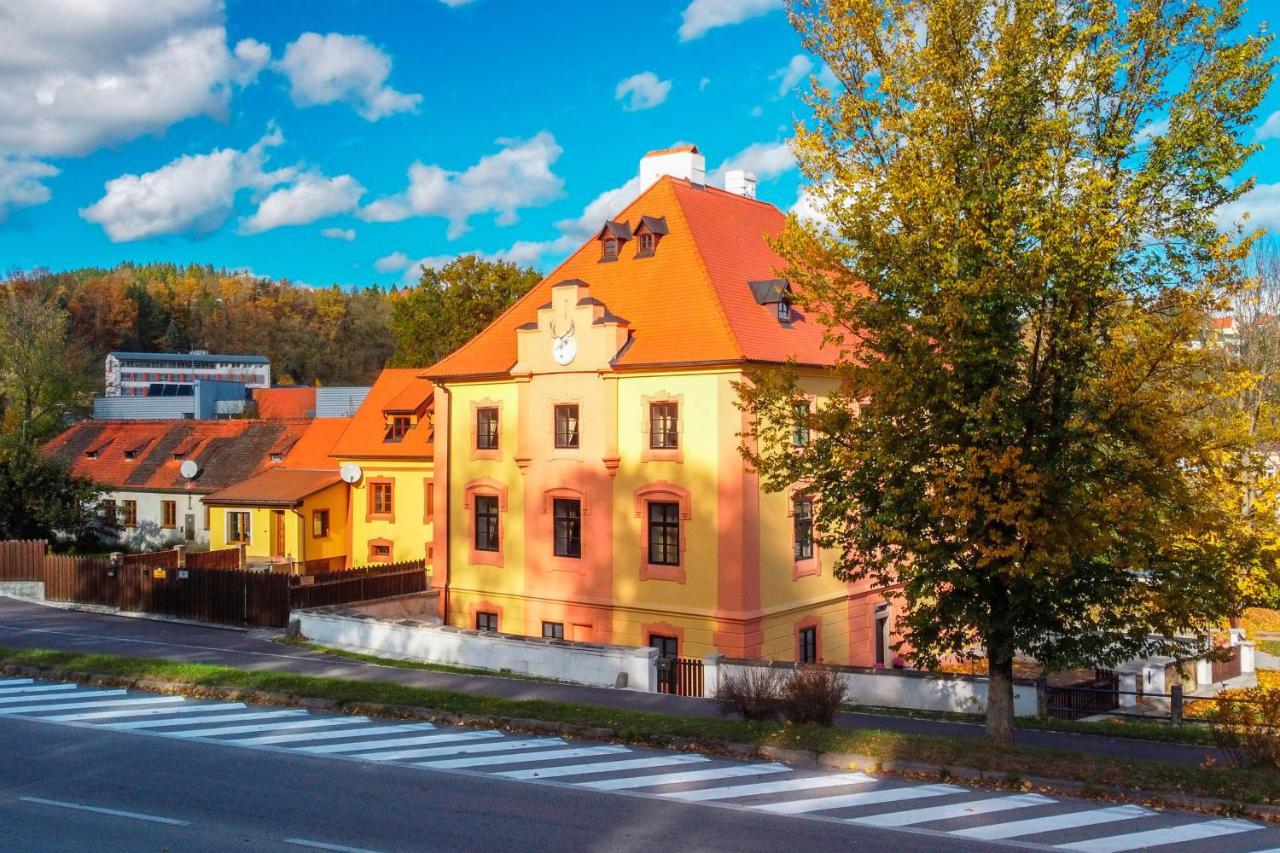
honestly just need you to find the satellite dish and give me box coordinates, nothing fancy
[179,459,200,479]
[340,463,363,485]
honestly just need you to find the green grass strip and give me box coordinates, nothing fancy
[0,644,1274,806]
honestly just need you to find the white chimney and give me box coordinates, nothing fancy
[640,145,706,191]
[724,169,757,198]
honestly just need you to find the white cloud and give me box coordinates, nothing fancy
[0,0,263,158]
[79,128,291,241]
[1256,110,1280,142]
[359,132,564,238]
[1217,183,1280,233]
[0,155,59,221]
[791,184,832,229]
[615,71,672,112]
[678,0,782,41]
[275,32,421,121]
[240,172,364,234]
[232,37,271,85]
[772,55,812,98]
[709,141,795,185]
[374,250,454,283]
[321,227,356,241]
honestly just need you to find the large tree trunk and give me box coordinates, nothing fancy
[986,654,1016,744]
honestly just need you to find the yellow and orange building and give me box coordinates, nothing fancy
[423,146,894,665]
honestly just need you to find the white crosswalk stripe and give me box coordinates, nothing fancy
[357,737,565,763]
[296,729,500,755]
[496,754,709,781]
[579,763,788,792]
[1055,817,1262,852]
[850,793,1055,827]
[229,723,437,747]
[165,717,372,739]
[951,804,1152,841]
[419,745,629,770]
[0,683,77,695]
[661,772,875,803]
[754,783,966,815]
[0,679,33,686]
[0,688,126,705]
[45,703,248,723]
[0,696,185,715]
[109,709,302,729]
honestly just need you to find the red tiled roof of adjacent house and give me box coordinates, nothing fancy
[42,417,346,494]
[203,468,342,507]
[425,176,835,380]
[329,369,434,460]
[253,386,316,419]
[280,418,347,468]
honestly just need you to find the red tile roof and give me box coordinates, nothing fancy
[43,417,346,494]
[426,176,835,380]
[329,369,434,460]
[203,468,342,507]
[253,386,316,419]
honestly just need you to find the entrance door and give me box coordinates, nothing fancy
[271,510,285,559]
[649,634,679,694]
[184,514,196,542]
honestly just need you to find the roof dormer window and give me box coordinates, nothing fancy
[597,220,632,262]
[384,415,412,443]
[633,216,668,258]
[777,299,792,323]
[749,278,795,325]
[637,233,654,254]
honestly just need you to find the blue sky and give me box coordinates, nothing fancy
[0,0,1277,289]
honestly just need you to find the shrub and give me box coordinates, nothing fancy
[781,665,849,726]
[1210,687,1280,769]
[716,666,784,721]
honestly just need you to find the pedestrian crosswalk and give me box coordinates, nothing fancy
[1,674,1276,853]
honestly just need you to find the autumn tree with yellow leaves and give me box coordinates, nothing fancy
[741,0,1276,742]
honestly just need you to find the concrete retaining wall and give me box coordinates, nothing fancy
[710,657,1041,717]
[0,581,44,600]
[293,606,657,692]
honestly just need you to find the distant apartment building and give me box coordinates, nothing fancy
[105,351,271,397]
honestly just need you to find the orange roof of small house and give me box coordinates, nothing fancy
[203,468,342,507]
[253,386,316,419]
[42,419,326,494]
[330,368,434,460]
[426,176,835,380]
[279,418,347,469]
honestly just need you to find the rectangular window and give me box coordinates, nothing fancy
[474,494,500,552]
[161,500,176,529]
[649,633,678,659]
[794,496,814,561]
[203,505,210,531]
[476,407,499,450]
[99,499,116,525]
[476,611,498,632]
[554,404,579,449]
[371,481,393,517]
[542,621,564,640]
[384,415,411,442]
[227,511,251,544]
[602,236,619,260]
[122,500,138,528]
[647,501,680,566]
[798,626,817,664]
[649,401,679,449]
[424,479,434,520]
[370,541,392,561]
[637,232,655,255]
[792,402,811,447]
[552,498,582,558]
[312,509,330,538]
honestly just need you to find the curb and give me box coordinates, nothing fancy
[4,661,1278,822]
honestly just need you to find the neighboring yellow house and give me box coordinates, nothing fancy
[422,147,896,665]
[206,468,349,568]
[203,417,351,570]
[329,369,435,567]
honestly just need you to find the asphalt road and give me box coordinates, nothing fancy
[0,596,1222,766]
[1,673,1278,853]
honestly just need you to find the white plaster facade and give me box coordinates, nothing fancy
[100,489,211,551]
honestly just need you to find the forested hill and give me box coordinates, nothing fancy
[15,263,396,389]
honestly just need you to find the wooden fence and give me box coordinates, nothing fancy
[0,541,427,629]
[186,548,243,570]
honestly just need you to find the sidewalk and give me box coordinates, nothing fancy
[0,595,1221,766]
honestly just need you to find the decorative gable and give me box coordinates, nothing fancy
[513,279,630,374]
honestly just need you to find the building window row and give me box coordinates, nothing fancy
[473,401,683,453]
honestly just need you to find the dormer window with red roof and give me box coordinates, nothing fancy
[385,415,412,442]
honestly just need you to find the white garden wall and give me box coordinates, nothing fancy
[709,657,1040,717]
[294,606,657,692]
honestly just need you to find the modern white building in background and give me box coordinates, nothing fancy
[105,351,271,397]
